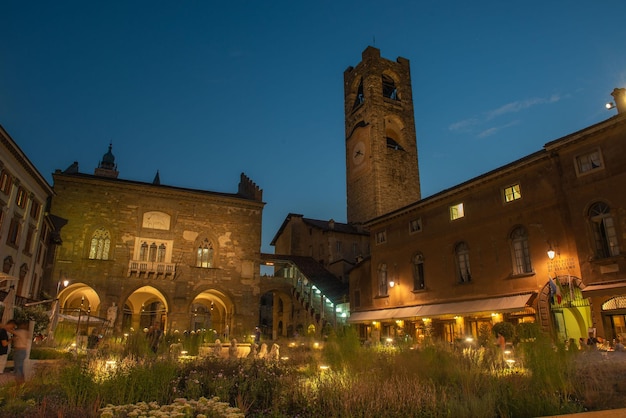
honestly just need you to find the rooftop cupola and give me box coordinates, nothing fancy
[94,143,119,178]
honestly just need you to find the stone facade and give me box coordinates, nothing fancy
[50,154,264,339]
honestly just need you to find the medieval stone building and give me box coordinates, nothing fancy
[49,148,265,338]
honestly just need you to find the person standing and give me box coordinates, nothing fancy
[11,321,28,384]
[254,327,261,344]
[0,321,16,373]
[496,333,506,351]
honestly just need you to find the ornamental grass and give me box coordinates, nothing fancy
[1,326,625,417]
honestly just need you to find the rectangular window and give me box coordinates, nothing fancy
[23,225,35,255]
[503,184,522,203]
[15,187,27,208]
[352,242,359,256]
[7,217,20,246]
[0,170,12,195]
[375,230,387,245]
[36,242,43,264]
[30,200,41,219]
[575,149,603,175]
[353,290,361,309]
[378,264,388,296]
[450,203,465,220]
[409,218,422,234]
[336,241,342,253]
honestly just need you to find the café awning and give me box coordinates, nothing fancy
[347,293,535,323]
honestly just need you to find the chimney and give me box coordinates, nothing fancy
[611,88,626,114]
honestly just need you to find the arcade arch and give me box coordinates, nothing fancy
[189,289,234,338]
[121,286,168,333]
[59,283,101,314]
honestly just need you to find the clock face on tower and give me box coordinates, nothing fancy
[352,141,365,166]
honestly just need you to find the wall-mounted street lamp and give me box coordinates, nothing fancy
[56,279,69,296]
[547,247,556,260]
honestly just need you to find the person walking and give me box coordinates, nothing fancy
[11,321,28,384]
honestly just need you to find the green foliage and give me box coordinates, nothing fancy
[477,322,493,347]
[13,305,51,336]
[493,321,515,340]
[515,322,542,342]
[321,326,361,371]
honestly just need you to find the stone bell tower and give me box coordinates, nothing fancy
[344,46,421,225]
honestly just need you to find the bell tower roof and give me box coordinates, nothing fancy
[94,143,119,178]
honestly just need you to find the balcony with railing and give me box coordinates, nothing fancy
[127,261,176,278]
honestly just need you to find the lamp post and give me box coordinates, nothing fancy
[56,279,69,297]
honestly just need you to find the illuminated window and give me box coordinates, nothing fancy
[89,228,111,260]
[503,184,522,203]
[589,202,619,258]
[575,149,603,175]
[450,203,465,220]
[15,186,27,209]
[455,242,471,283]
[511,227,532,274]
[196,240,214,268]
[0,170,12,195]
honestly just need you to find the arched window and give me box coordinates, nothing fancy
[352,78,364,110]
[386,137,405,151]
[139,242,148,261]
[511,227,532,274]
[413,253,425,290]
[378,263,388,296]
[89,228,111,260]
[589,202,619,258]
[148,242,157,262]
[382,74,398,100]
[455,242,471,283]
[197,239,214,268]
[157,243,166,262]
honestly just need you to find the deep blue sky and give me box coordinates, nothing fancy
[2,1,625,253]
